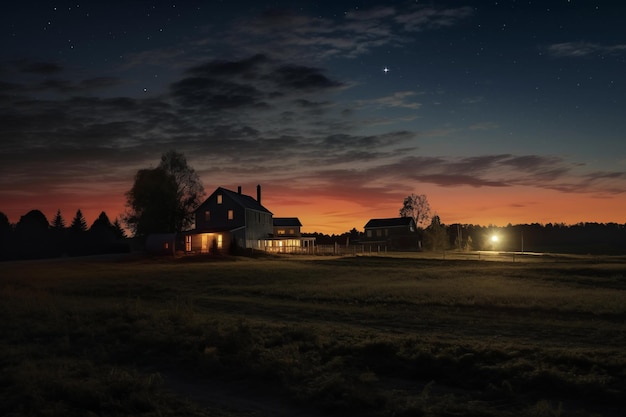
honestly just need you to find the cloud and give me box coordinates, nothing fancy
[17,60,63,75]
[394,6,474,31]
[357,91,422,109]
[546,42,626,58]
[170,55,343,111]
[223,4,474,62]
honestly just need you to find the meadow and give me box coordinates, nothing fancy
[1,253,625,416]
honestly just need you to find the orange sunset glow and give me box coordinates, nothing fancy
[3,178,625,237]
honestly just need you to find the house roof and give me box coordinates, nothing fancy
[202,187,272,214]
[273,217,302,227]
[364,217,415,229]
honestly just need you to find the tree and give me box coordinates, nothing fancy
[0,211,14,260]
[89,211,117,254]
[52,209,66,229]
[400,193,431,229]
[68,209,88,256]
[15,210,51,259]
[158,150,205,232]
[50,209,67,257]
[70,209,88,233]
[125,151,204,237]
[423,215,448,251]
[112,218,127,240]
[125,167,178,236]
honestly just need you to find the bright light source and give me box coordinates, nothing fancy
[491,235,499,243]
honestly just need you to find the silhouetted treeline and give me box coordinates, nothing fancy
[446,223,626,254]
[307,223,626,255]
[0,209,129,261]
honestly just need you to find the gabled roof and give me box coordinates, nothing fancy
[364,217,415,229]
[273,217,302,227]
[200,187,272,214]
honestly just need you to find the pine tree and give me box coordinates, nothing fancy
[52,209,66,230]
[112,218,127,240]
[70,209,88,233]
[68,209,88,255]
[50,209,67,256]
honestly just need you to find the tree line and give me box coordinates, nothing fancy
[0,209,129,261]
[304,221,626,254]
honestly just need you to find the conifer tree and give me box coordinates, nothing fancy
[70,209,88,233]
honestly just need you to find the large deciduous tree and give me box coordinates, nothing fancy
[399,193,431,229]
[125,151,204,237]
[158,150,204,232]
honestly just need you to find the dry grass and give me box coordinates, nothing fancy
[1,253,625,416]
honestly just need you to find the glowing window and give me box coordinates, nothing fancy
[277,229,286,235]
[217,234,223,249]
[228,210,234,220]
[185,236,192,251]
[217,194,222,204]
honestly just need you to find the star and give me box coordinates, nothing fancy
[383,66,390,73]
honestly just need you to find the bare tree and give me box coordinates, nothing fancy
[399,193,431,229]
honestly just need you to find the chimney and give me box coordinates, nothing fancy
[256,184,261,204]
[238,186,242,194]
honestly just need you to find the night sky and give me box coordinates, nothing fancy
[2,1,625,234]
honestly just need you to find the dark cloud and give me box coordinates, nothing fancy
[14,60,63,75]
[547,42,626,58]
[186,54,269,78]
[418,174,508,188]
[171,76,267,109]
[170,55,343,111]
[272,64,342,91]
[228,4,474,61]
[394,6,474,31]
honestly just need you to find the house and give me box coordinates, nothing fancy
[260,217,315,253]
[183,186,315,254]
[184,185,272,253]
[363,217,420,251]
[273,217,302,237]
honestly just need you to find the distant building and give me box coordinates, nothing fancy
[363,217,420,251]
[261,217,315,253]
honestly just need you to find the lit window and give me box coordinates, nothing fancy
[164,243,169,249]
[217,234,223,249]
[228,210,234,220]
[205,211,210,221]
[217,194,222,204]
[185,236,192,251]
[277,229,286,235]
[289,229,295,235]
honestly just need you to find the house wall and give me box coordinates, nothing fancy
[188,232,231,253]
[195,191,246,230]
[273,225,301,237]
[364,227,420,250]
[245,210,273,242]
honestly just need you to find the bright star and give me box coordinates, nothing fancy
[383,66,390,73]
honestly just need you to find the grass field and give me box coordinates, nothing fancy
[1,253,625,416]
